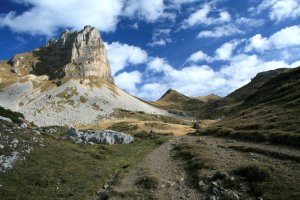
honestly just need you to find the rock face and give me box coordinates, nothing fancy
[34,25,113,82]
[67,128,134,145]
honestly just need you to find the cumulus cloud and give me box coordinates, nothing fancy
[182,4,231,28]
[141,54,295,100]
[114,71,142,95]
[245,25,300,53]
[245,34,271,52]
[215,41,240,60]
[123,0,165,22]
[0,0,169,36]
[198,24,243,38]
[148,28,172,47]
[147,57,174,73]
[105,42,148,75]
[269,25,300,49]
[0,0,124,35]
[187,51,213,63]
[257,0,300,22]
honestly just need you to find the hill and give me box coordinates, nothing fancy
[197,68,290,119]
[197,66,300,146]
[149,89,205,116]
[196,94,221,102]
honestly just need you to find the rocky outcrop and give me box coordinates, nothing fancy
[33,25,113,82]
[67,128,134,145]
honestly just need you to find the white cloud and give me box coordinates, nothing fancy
[245,25,300,53]
[139,83,169,100]
[269,25,300,49]
[139,52,299,100]
[198,24,243,38]
[0,0,124,35]
[105,42,148,75]
[257,0,300,22]
[215,40,240,60]
[148,28,172,47]
[147,57,174,73]
[235,17,264,27]
[123,0,165,22]
[0,0,168,36]
[245,34,271,52]
[182,4,231,28]
[114,71,142,95]
[187,50,213,63]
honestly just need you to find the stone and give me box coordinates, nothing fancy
[0,144,4,149]
[198,180,207,192]
[21,123,27,129]
[0,116,12,123]
[68,128,134,145]
[35,25,113,82]
[208,195,217,200]
[67,127,81,138]
[227,191,239,200]
[0,152,19,172]
[193,123,202,129]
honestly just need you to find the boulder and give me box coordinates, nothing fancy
[67,128,134,145]
[0,116,12,123]
[193,123,202,129]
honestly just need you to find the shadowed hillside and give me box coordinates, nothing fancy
[197,66,300,146]
[149,89,205,116]
[197,68,290,119]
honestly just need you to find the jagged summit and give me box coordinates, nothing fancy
[9,25,114,82]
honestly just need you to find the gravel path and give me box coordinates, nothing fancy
[110,139,202,200]
[109,135,300,200]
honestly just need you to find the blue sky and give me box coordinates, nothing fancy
[1,0,300,100]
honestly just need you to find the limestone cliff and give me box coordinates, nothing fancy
[9,25,114,82]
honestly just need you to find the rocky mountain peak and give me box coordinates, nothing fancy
[10,25,113,82]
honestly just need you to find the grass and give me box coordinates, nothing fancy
[108,122,139,133]
[113,109,192,126]
[194,127,300,147]
[233,165,300,200]
[229,146,300,162]
[172,143,210,184]
[0,131,168,200]
[0,106,24,123]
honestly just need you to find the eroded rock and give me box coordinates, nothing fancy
[67,128,134,145]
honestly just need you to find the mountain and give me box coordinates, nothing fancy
[197,68,290,119]
[200,66,300,146]
[149,89,205,116]
[196,94,221,102]
[0,26,169,127]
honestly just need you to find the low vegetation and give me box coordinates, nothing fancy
[0,106,24,123]
[172,143,211,184]
[113,109,192,126]
[0,129,169,200]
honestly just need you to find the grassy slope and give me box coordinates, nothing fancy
[173,142,300,200]
[0,130,168,199]
[197,68,289,119]
[149,89,205,116]
[198,67,300,146]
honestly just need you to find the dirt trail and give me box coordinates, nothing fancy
[108,135,300,200]
[110,138,202,200]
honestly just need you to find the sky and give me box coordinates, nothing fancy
[1,0,300,100]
